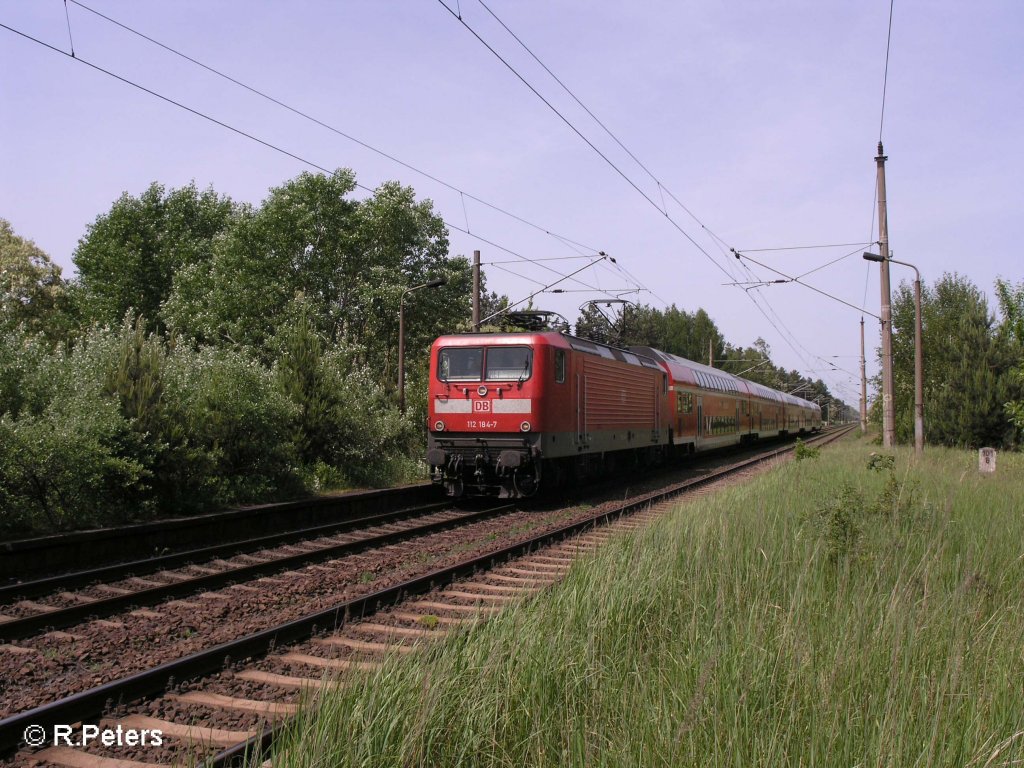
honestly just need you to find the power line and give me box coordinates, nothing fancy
[443,0,861,392]
[879,0,895,142]
[732,250,880,320]
[474,0,662,194]
[62,0,75,57]
[472,0,739,268]
[1,20,634,303]
[730,251,873,394]
[484,254,598,265]
[481,254,612,324]
[436,0,738,283]
[547,288,643,295]
[64,0,621,283]
[794,245,873,281]
[737,241,875,253]
[486,262,549,288]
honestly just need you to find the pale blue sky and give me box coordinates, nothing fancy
[2,1,1022,406]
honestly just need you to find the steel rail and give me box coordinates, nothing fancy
[0,426,854,755]
[0,503,511,641]
[0,501,452,603]
[0,484,436,582]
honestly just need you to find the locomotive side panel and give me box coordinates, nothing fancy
[581,355,659,430]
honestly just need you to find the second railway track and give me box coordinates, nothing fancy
[0,501,502,640]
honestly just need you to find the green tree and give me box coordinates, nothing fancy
[579,302,727,363]
[0,219,72,340]
[163,172,461,375]
[719,338,774,385]
[575,302,615,343]
[995,278,1024,428]
[889,273,1019,448]
[74,182,236,331]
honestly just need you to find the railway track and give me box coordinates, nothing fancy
[1,425,854,766]
[0,502,507,640]
[0,485,437,583]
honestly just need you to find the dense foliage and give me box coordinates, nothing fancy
[74,183,237,333]
[995,278,1024,429]
[0,220,73,341]
[0,171,470,537]
[884,272,1022,449]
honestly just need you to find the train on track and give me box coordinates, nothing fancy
[426,331,821,497]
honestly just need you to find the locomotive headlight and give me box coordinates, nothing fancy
[520,421,532,432]
[434,420,445,431]
[478,385,488,396]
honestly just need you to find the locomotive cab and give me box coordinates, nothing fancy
[426,334,548,497]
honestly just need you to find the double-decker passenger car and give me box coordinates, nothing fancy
[426,331,820,497]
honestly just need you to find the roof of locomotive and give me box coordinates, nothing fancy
[432,331,663,371]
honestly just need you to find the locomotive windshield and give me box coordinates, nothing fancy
[438,347,483,381]
[485,346,532,381]
[437,346,533,382]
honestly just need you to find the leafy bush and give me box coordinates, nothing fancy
[806,483,865,563]
[793,438,820,461]
[272,308,418,489]
[0,327,52,417]
[0,319,306,536]
[162,343,301,509]
[867,452,895,471]
[0,333,152,535]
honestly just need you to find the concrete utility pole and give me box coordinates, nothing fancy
[860,317,868,434]
[708,338,713,367]
[875,142,896,448]
[472,250,481,332]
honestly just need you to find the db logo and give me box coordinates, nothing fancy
[473,400,492,413]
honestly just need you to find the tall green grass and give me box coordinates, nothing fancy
[264,436,1024,767]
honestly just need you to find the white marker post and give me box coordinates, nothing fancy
[978,447,997,475]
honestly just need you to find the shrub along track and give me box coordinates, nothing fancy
[0,426,854,766]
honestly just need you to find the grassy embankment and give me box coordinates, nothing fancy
[262,434,1024,767]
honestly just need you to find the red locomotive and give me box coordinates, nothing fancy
[426,331,821,497]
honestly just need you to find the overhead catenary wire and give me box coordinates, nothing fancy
[30,6,854,397]
[436,0,739,285]
[733,250,880,320]
[865,0,895,308]
[446,0,859,396]
[474,0,663,196]
[1,20,642,304]
[62,0,75,57]
[794,244,876,281]
[879,0,895,142]
[472,0,740,268]
[731,255,866,395]
[480,254,612,324]
[483,254,601,265]
[64,0,635,289]
[737,241,876,253]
